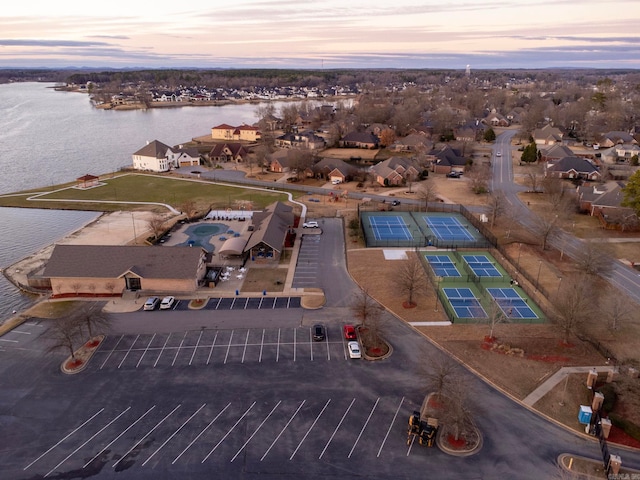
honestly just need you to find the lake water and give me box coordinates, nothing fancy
[0,82,288,322]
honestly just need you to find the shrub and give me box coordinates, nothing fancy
[609,414,640,442]
[598,383,617,413]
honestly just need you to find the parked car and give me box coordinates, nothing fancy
[160,296,176,310]
[343,324,357,340]
[496,151,502,157]
[331,178,342,185]
[447,171,462,178]
[312,324,326,341]
[391,200,400,206]
[303,221,319,228]
[347,341,362,359]
[143,297,160,311]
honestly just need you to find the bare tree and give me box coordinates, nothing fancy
[47,317,83,361]
[554,273,595,344]
[351,286,382,329]
[485,191,507,228]
[395,253,428,307]
[468,164,491,194]
[422,353,460,402]
[180,200,198,221]
[416,178,438,212]
[481,302,510,340]
[524,163,544,193]
[599,287,636,331]
[147,214,166,241]
[72,303,111,339]
[532,208,561,250]
[71,282,82,297]
[574,240,614,277]
[440,374,475,442]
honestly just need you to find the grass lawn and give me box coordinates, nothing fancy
[0,173,291,212]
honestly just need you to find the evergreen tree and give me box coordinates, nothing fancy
[483,128,496,142]
[622,170,640,216]
[521,142,538,163]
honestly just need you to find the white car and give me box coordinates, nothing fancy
[143,297,160,311]
[496,151,502,157]
[331,179,342,185]
[347,341,361,359]
[160,296,176,310]
[303,221,319,228]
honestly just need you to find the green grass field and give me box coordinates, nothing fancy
[0,173,292,212]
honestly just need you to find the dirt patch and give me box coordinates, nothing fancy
[242,268,286,293]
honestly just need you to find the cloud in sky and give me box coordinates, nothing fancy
[1,0,639,69]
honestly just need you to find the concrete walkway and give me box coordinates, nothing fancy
[522,365,615,407]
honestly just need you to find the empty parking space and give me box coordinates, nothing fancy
[199,296,302,310]
[92,326,352,371]
[293,235,321,288]
[22,395,417,477]
[0,320,45,350]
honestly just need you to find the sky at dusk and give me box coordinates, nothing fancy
[2,0,639,70]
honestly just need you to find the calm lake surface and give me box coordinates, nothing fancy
[0,82,287,322]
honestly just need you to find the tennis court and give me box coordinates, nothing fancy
[368,215,413,241]
[425,255,461,277]
[442,287,487,318]
[462,254,502,277]
[424,216,475,241]
[487,287,538,319]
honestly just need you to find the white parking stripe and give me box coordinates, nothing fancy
[206,331,218,365]
[259,329,265,363]
[276,328,280,362]
[45,407,131,477]
[83,406,156,468]
[293,328,297,362]
[118,334,139,369]
[11,330,31,335]
[377,397,404,457]
[0,338,18,343]
[137,333,156,368]
[261,400,306,461]
[154,333,172,368]
[230,401,281,462]
[24,408,104,470]
[100,335,123,369]
[189,330,203,366]
[171,331,188,366]
[172,402,231,464]
[290,399,331,460]
[347,398,380,458]
[319,398,355,459]
[201,402,256,463]
[224,330,234,364]
[241,330,250,363]
[215,298,223,309]
[325,330,330,361]
[406,434,415,456]
[142,404,206,466]
[113,404,182,468]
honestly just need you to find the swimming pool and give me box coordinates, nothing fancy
[177,223,228,251]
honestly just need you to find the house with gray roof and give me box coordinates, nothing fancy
[533,124,564,146]
[389,133,431,153]
[245,202,295,262]
[43,245,208,297]
[545,156,601,181]
[427,145,468,175]
[539,144,575,163]
[369,156,422,186]
[601,131,637,148]
[339,131,379,149]
[577,181,640,231]
[132,140,173,172]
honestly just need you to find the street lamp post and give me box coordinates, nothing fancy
[131,212,137,244]
[517,242,522,269]
[556,276,563,299]
[435,277,442,312]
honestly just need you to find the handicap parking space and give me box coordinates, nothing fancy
[21,395,423,478]
[92,325,352,371]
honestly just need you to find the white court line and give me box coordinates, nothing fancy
[348,398,380,458]
[154,333,172,368]
[289,399,331,460]
[172,403,231,464]
[224,330,234,364]
[241,330,249,363]
[142,404,206,466]
[118,335,139,369]
[137,333,156,368]
[189,330,204,366]
[24,408,104,470]
[45,407,131,477]
[113,404,182,468]
[319,398,355,459]
[83,405,156,468]
[172,331,188,366]
[201,402,256,463]
[206,331,218,365]
[377,397,404,457]
[100,335,123,369]
[230,401,281,462]
[261,400,306,462]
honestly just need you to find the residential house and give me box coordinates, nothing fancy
[577,181,639,231]
[76,174,100,189]
[211,123,261,142]
[454,120,488,142]
[269,150,296,173]
[275,131,326,150]
[245,202,295,263]
[599,144,640,164]
[339,131,379,149]
[533,124,564,146]
[483,111,510,127]
[428,145,468,175]
[539,144,575,163]
[209,143,249,164]
[174,146,201,168]
[545,156,601,181]
[600,131,637,148]
[132,140,174,172]
[389,133,431,153]
[313,158,355,183]
[369,156,422,187]
[506,107,525,125]
[43,245,208,296]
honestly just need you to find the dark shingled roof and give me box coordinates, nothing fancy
[245,202,294,253]
[43,245,205,280]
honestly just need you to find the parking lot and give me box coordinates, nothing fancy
[292,234,320,289]
[93,325,355,370]
[0,320,45,351]
[144,296,302,312]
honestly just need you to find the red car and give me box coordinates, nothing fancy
[343,325,357,340]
